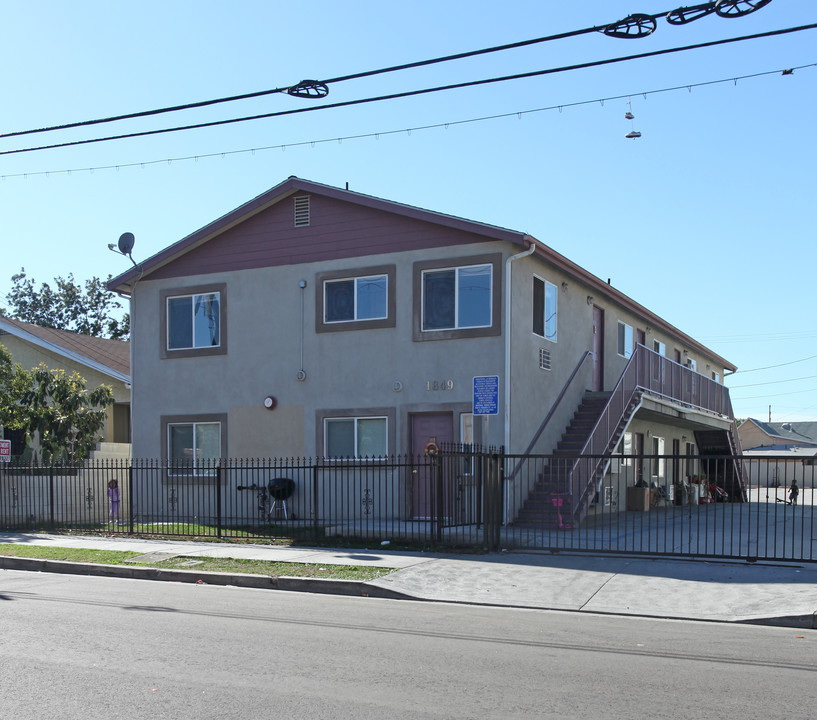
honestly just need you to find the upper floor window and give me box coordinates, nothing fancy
[160,284,227,359]
[325,274,388,323]
[315,265,395,334]
[325,416,387,458]
[617,321,633,358]
[412,254,501,342]
[167,292,221,350]
[422,263,492,331]
[533,277,557,342]
[653,340,666,356]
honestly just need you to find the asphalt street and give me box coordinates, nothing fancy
[2,571,815,720]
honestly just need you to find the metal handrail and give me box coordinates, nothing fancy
[567,345,742,523]
[508,350,593,481]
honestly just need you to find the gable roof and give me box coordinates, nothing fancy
[0,316,130,383]
[107,176,735,372]
[739,417,817,447]
[107,176,531,292]
[768,420,817,444]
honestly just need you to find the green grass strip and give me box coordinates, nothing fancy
[0,543,394,581]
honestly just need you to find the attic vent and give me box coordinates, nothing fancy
[294,196,310,227]
[539,347,551,371]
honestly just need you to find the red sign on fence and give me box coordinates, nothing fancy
[0,439,10,462]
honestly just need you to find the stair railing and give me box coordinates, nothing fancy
[568,344,743,523]
[507,350,594,483]
[567,346,644,524]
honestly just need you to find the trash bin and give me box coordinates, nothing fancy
[626,486,650,511]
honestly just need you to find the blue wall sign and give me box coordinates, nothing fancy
[473,375,499,416]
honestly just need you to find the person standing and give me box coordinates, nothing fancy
[788,479,799,506]
[107,479,121,522]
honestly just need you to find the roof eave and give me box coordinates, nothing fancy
[107,177,529,294]
[0,319,130,384]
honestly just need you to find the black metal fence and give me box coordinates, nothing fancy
[1,449,814,562]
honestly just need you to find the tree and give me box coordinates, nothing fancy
[0,343,31,433]
[4,268,129,340]
[22,364,114,465]
[0,345,114,464]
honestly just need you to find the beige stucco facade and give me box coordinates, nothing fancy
[113,178,739,523]
[0,332,130,447]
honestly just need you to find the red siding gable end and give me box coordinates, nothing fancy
[149,194,492,280]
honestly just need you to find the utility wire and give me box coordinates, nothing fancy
[730,386,817,400]
[731,353,817,374]
[2,22,813,158]
[2,62,813,181]
[729,373,817,388]
[0,1,767,140]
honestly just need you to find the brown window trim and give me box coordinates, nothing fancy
[315,265,396,333]
[161,412,228,483]
[412,253,502,342]
[315,406,396,459]
[160,283,227,359]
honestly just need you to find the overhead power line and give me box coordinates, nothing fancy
[730,353,817,374]
[2,62,812,181]
[0,0,776,141]
[729,373,817,388]
[1,22,814,159]
[730,386,817,400]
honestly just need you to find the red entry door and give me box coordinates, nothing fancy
[410,413,454,518]
[592,306,605,391]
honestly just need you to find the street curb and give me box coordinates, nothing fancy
[737,613,817,630]
[0,556,416,601]
[4,555,815,629]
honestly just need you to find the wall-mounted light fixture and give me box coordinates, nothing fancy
[561,281,569,293]
[586,295,594,306]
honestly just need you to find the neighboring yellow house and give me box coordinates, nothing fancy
[738,418,817,488]
[0,316,131,456]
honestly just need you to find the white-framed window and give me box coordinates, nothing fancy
[460,413,474,444]
[651,436,665,478]
[167,292,221,350]
[167,421,221,476]
[422,263,492,331]
[617,321,633,359]
[653,340,666,356]
[712,371,720,383]
[324,274,388,323]
[621,431,633,466]
[325,416,388,458]
[533,277,557,342]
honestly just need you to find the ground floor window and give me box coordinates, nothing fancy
[325,417,387,458]
[164,417,224,475]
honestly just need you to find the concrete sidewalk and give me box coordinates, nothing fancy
[1,532,815,629]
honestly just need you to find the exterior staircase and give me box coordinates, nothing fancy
[516,392,638,528]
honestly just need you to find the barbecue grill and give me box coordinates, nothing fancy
[268,477,295,519]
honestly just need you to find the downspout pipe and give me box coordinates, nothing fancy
[504,237,537,454]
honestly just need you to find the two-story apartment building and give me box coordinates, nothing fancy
[108,177,741,525]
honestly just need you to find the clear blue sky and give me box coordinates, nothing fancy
[2,1,815,423]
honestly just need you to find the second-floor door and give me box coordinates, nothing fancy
[592,306,604,391]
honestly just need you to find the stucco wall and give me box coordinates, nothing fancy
[131,240,509,459]
[132,233,736,463]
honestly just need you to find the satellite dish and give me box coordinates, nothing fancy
[118,232,135,256]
